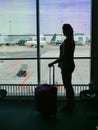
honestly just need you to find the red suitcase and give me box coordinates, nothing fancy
[35,66,57,115]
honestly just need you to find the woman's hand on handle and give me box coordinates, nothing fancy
[48,63,54,68]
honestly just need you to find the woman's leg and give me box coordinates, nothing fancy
[62,73,75,108]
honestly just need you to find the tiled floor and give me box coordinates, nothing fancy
[0,99,98,130]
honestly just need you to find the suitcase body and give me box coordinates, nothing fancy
[35,66,57,115]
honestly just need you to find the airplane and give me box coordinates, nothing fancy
[48,33,90,46]
[48,33,63,45]
[24,35,48,48]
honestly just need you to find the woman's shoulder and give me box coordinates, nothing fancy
[64,38,75,44]
[63,39,70,46]
[63,39,75,49]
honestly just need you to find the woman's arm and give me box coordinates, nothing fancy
[48,58,60,67]
[48,54,65,67]
[48,40,69,67]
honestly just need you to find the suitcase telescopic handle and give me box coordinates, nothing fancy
[49,65,55,86]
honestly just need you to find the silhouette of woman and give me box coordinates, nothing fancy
[48,23,75,110]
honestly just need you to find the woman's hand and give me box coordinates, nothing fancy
[48,63,54,67]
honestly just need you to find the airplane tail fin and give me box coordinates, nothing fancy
[50,33,57,42]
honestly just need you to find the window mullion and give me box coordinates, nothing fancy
[36,0,40,86]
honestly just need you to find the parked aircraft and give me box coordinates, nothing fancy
[48,33,90,46]
[0,33,90,47]
[48,33,63,45]
[24,35,48,48]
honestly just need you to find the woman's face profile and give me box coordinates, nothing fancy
[62,28,66,36]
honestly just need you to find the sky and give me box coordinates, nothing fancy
[0,0,91,35]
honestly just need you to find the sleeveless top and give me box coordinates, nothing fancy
[58,39,75,73]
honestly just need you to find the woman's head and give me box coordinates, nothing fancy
[62,24,74,37]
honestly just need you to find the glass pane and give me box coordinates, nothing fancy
[40,0,91,85]
[40,59,90,84]
[40,0,91,54]
[0,0,37,95]
[0,0,37,58]
[0,60,37,84]
[40,59,90,95]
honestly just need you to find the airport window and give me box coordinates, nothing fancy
[0,0,91,96]
[40,0,91,85]
[0,0,37,84]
